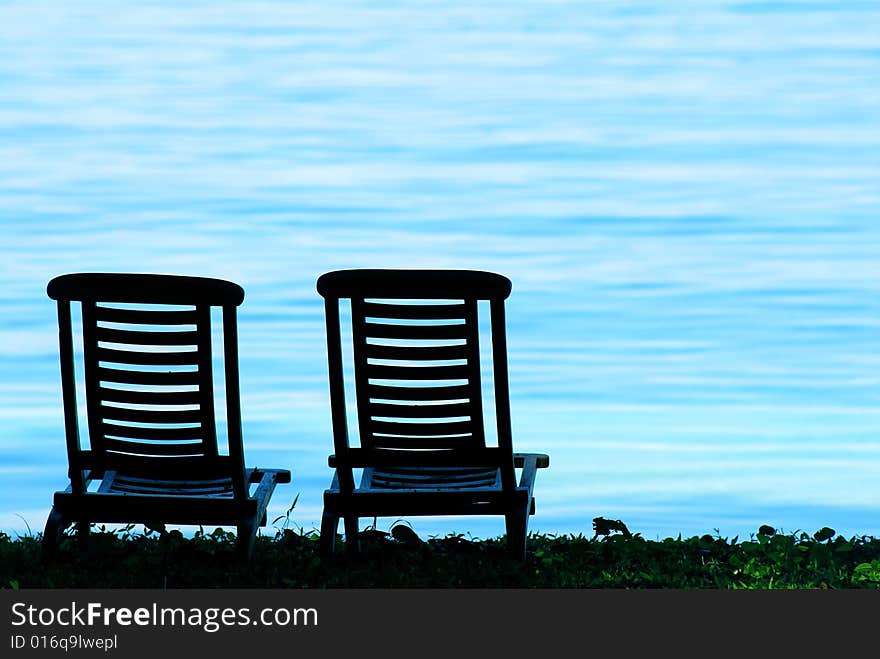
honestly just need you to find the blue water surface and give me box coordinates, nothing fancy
[2,1,879,542]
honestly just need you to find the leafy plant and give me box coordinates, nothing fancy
[2,518,879,589]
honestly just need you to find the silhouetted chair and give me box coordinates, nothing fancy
[43,273,290,559]
[316,269,549,559]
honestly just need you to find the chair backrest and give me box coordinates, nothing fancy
[317,269,516,486]
[47,273,248,498]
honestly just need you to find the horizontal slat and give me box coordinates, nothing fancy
[73,451,235,480]
[108,482,232,494]
[97,366,200,386]
[102,423,204,441]
[99,387,203,406]
[107,475,233,496]
[364,343,469,361]
[369,479,498,490]
[97,346,199,366]
[96,327,199,346]
[368,401,473,419]
[100,404,204,424]
[110,474,232,487]
[367,384,471,401]
[370,420,473,436]
[371,465,496,478]
[94,306,199,325]
[329,447,504,468]
[362,301,466,320]
[361,322,469,340]
[370,468,498,489]
[104,438,205,456]
[365,364,471,381]
[370,436,475,449]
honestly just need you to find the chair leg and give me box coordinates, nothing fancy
[237,518,257,561]
[343,516,360,556]
[505,507,528,561]
[319,511,340,556]
[42,506,69,555]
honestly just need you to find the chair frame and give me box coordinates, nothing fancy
[317,269,548,559]
[43,273,290,559]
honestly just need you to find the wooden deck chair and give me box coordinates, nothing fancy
[43,273,290,560]
[316,269,549,559]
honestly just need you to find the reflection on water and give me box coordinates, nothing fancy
[2,1,879,540]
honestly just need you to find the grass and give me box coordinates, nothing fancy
[3,518,880,589]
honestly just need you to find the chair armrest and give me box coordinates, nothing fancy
[249,468,291,524]
[248,468,291,484]
[513,453,548,505]
[514,453,550,469]
[330,452,549,469]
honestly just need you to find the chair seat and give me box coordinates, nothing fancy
[100,471,237,497]
[51,467,290,527]
[365,466,500,491]
[51,490,259,526]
